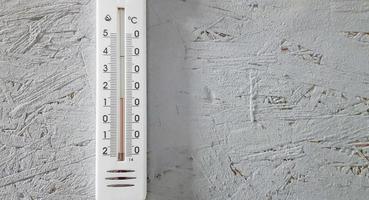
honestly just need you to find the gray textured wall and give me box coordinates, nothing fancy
[1,0,369,199]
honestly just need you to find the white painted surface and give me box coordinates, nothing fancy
[96,0,147,199]
[0,0,369,199]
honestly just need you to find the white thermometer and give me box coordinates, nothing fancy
[96,0,146,199]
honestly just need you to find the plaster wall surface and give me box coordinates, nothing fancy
[0,0,369,199]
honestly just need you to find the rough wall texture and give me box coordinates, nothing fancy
[0,0,95,199]
[0,0,368,199]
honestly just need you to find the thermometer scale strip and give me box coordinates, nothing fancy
[96,0,147,199]
[110,33,118,158]
[126,33,133,157]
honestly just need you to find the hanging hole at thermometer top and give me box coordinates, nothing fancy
[105,14,112,22]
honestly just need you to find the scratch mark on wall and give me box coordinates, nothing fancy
[342,31,369,43]
[280,39,323,65]
[249,70,256,123]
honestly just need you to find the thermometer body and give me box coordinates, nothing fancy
[96,0,146,199]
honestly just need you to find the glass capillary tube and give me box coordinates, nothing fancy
[118,8,125,161]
